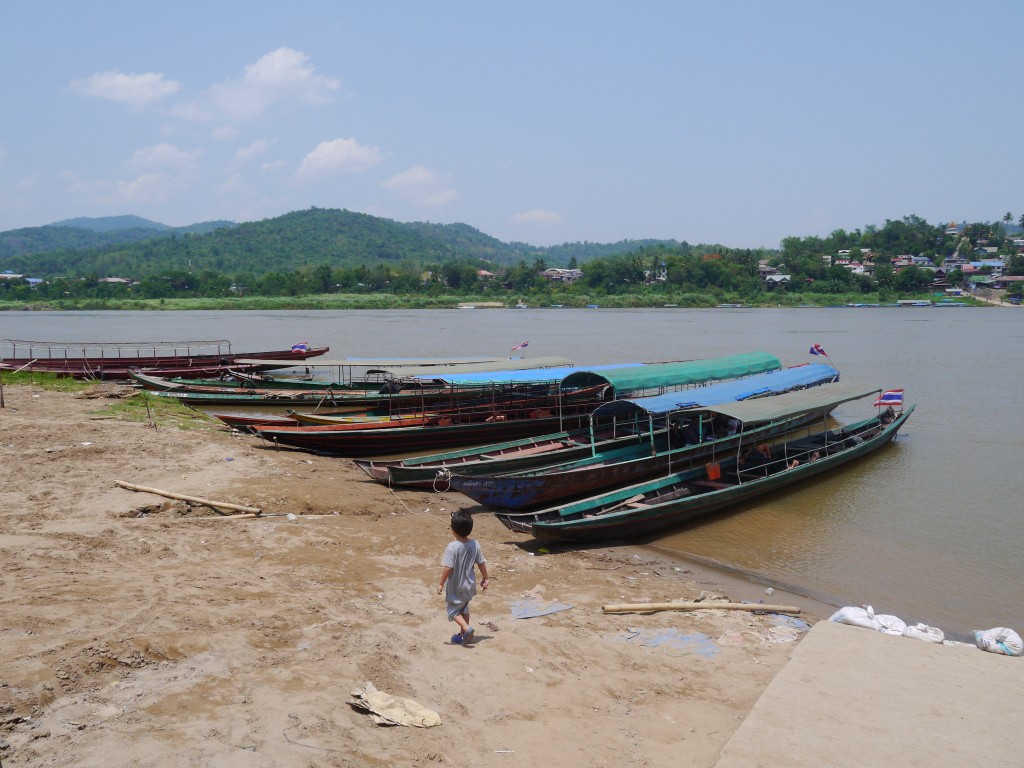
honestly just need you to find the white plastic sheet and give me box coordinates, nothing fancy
[973,627,1024,656]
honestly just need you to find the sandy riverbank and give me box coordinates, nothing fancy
[0,383,821,767]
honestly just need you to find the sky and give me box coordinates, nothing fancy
[1,1,1021,249]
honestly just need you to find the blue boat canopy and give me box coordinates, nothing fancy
[590,363,839,419]
[560,352,782,397]
[410,362,645,387]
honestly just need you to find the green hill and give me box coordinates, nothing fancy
[0,216,237,261]
[1,208,681,279]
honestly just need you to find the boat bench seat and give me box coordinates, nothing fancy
[691,479,733,490]
[788,440,826,452]
[480,443,562,459]
[736,468,770,480]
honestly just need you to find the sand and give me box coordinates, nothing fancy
[0,383,817,767]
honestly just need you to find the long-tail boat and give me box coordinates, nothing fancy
[249,353,789,457]
[496,399,913,542]
[449,381,871,510]
[0,338,327,380]
[353,362,839,488]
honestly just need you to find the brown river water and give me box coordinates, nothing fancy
[3,306,1022,636]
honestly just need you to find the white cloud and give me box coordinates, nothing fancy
[236,139,272,162]
[220,173,247,194]
[212,124,240,140]
[113,173,172,202]
[129,143,199,171]
[71,71,181,107]
[178,47,340,123]
[69,173,176,204]
[382,165,457,207]
[297,138,383,178]
[511,209,564,225]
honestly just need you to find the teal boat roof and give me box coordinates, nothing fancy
[560,352,781,396]
[590,363,839,418]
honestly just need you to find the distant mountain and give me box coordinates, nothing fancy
[50,215,235,236]
[1,207,682,278]
[50,215,173,233]
[0,217,237,260]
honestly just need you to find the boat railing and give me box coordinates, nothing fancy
[1,339,234,362]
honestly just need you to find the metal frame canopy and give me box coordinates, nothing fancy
[560,352,782,398]
[589,363,840,419]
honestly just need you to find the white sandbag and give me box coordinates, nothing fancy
[903,622,944,643]
[874,613,907,636]
[828,605,882,631]
[973,627,1024,656]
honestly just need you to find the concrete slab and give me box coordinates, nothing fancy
[714,620,1024,768]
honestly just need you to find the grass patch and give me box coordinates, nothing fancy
[0,370,92,392]
[93,392,214,430]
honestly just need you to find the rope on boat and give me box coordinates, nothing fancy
[432,468,452,493]
[386,465,447,522]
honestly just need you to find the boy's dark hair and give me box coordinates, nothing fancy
[450,510,474,537]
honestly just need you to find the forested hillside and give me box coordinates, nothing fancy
[0,208,682,278]
[0,216,236,260]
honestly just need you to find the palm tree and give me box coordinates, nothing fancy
[1003,212,1013,231]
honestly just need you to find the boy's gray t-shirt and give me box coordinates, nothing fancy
[443,539,485,607]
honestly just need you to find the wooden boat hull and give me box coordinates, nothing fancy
[496,406,914,542]
[254,412,597,457]
[209,413,300,431]
[451,410,825,510]
[354,429,646,489]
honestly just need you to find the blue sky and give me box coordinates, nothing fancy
[1,2,1020,248]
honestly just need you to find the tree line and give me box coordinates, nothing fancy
[1,212,1021,304]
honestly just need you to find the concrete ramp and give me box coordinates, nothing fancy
[714,620,1024,768]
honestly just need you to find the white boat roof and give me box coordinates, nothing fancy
[233,355,575,376]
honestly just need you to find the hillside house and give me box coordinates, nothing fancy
[542,268,583,283]
[763,274,791,289]
[991,275,1024,291]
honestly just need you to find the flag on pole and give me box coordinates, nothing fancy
[873,389,904,408]
[291,342,310,352]
[809,343,828,357]
[511,341,529,352]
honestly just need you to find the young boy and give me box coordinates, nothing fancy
[437,510,489,645]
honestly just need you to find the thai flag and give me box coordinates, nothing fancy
[809,343,828,357]
[291,342,309,352]
[873,389,904,407]
[511,341,529,352]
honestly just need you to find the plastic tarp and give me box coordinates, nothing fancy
[559,352,781,396]
[590,364,839,419]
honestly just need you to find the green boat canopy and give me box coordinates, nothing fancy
[692,381,881,424]
[560,352,781,397]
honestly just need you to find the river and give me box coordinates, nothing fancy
[3,306,1022,636]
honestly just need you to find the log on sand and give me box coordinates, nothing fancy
[115,480,262,515]
[602,602,801,615]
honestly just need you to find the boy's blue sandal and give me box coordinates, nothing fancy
[463,627,475,644]
[450,634,463,645]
